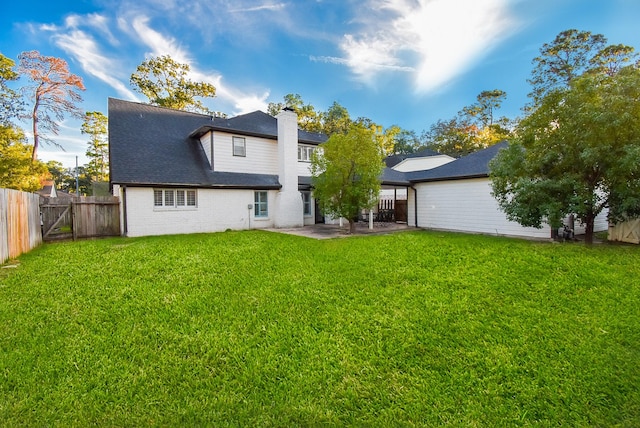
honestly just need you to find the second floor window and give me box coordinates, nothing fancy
[233,136,246,157]
[298,145,315,162]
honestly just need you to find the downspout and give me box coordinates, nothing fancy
[411,185,418,228]
[122,186,128,236]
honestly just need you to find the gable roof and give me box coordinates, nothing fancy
[109,98,329,189]
[406,141,508,183]
[384,148,441,168]
[189,110,327,145]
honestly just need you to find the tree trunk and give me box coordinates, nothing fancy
[349,219,356,234]
[584,213,595,245]
[31,100,39,162]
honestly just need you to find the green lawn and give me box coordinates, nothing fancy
[1,230,638,426]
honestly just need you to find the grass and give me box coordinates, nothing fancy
[0,230,639,426]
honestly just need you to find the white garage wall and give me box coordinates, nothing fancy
[414,178,552,239]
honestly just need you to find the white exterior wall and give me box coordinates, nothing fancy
[122,187,276,237]
[412,178,609,238]
[211,132,278,175]
[414,178,552,238]
[274,110,304,228]
[393,155,455,172]
[297,160,312,177]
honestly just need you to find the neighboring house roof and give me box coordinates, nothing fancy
[384,148,441,168]
[406,141,508,183]
[37,180,57,198]
[109,98,313,189]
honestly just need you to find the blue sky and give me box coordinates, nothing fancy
[2,0,639,167]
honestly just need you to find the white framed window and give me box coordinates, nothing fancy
[298,145,315,162]
[233,136,246,157]
[153,189,197,209]
[302,191,312,216]
[254,191,268,218]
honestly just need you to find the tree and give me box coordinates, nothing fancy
[528,29,607,105]
[310,123,385,234]
[0,124,48,191]
[527,29,637,106]
[81,111,109,182]
[424,89,511,158]
[322,101,352,136]
[45,160,74,192]
[465,89,507,128]
[130,55,217,114]
[267,93,322,132]
[18,50,85,161]
[423,116,480,158]
[389,128,422,154]
[0,53,23,125]
[490,65,640,245]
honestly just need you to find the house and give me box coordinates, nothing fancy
[395,142,608,238]
[108,98,326,237]
[109,98,607,240]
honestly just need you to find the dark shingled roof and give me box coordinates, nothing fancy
[189,111,327,145]
[109,98,325,188]
[384,148,441,168]
[406,141,508,183]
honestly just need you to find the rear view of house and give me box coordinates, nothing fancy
[108,98,326,237]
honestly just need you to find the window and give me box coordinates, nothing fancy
[164,190,174,207]
[254,191,268,218]
[154,189,163,206]
[153,189,197,208]
[302,191,312,216]
[233,136,246,157]
[298,145,315,162]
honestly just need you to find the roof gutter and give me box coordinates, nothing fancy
[110,182,282,190]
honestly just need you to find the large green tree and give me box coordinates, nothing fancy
[81,111,109,182]
[130,55,217,114]
[310,124,386,234]
[491,65,640,244]
[491,29,639,245]
[0,124,47,191]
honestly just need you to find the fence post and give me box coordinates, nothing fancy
[72,201,78,241]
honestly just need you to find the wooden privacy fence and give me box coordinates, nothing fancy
[609,219,640,244]
[1,188,42,264]
[41,196,120,241]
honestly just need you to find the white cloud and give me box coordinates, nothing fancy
[337,0,516,92]
[229,2,287,13]
[118,15,270,114]
[52,30,139,101]
[128,16,191,63]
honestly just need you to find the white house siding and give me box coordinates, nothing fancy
[120,187,276,237]
[414,178,552,239]
[297,161,312,177]
[392,155,455,172]
[199,133,213,167]
[212,132,278,175]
